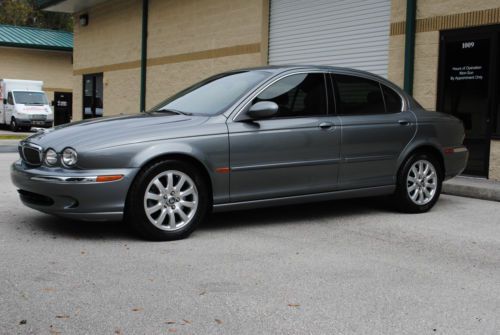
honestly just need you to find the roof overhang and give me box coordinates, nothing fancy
[0,42,72,52]
[37,0,110,13]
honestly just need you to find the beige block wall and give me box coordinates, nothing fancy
[73,0,141,69]
[490,141,500,181]
[145,0,264,108]
[148,0,262,58]
[0,46,73,102]
[391,0,500,22]
[72,0,265,119]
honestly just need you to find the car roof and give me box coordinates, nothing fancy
[231,64,380,77]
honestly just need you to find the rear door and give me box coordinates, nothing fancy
[331,73,416,188]
[228,72,341,202]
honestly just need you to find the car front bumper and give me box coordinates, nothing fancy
[11,160,139,221]
[16,119,53,128]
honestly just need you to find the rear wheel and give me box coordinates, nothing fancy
[126,160,209,241]
[10,118,19,132]
[394,153,442,213]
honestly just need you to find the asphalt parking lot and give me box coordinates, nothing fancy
[1,152,499,335]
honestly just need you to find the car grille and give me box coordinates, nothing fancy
[29,114,47,121]
[19,142,43,166]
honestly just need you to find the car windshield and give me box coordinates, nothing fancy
[13,91,48,106]
[151,71,271,116]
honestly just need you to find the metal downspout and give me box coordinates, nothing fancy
[140,0,149,112]
[404,0,416,95]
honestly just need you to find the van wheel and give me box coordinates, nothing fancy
[125,159,209,241]
[10,118,19,132]
[393,152,443,213]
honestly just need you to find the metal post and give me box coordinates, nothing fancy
[140,0,149,112]
[403,0,416,95]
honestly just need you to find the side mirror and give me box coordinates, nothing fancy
[3,99,6,104]
[246,101,278,120]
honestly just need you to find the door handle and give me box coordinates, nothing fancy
[319,122,334,129]
[398,120,410,126]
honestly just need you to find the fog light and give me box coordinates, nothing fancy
[61,147,78,167]
[44,148,58,166]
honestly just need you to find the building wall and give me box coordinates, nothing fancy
[72,0,266,120]
[0,46,73,102]
[72,0,142,121]
[388,0,500,180]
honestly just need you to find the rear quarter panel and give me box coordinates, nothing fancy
[399,109,466,177]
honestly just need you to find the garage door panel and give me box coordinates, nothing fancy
[269,0,391,77]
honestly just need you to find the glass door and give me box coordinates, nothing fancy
[82,73,103,119]
[438,30,495,177]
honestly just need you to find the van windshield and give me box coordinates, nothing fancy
[150,71,271,116]
[13,91,48,106]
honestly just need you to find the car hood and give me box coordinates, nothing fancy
[24,113,216,151]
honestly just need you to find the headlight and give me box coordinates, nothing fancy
[61,147,78,167]
[44,148,58,166]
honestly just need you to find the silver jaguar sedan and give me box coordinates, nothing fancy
[11,66,468,240]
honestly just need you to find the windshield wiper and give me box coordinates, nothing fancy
[154,108,192,116]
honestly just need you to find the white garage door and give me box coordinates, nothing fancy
[268,0,392,77]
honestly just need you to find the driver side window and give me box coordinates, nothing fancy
[253,73,327,118]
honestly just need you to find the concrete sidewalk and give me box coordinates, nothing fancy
[443,176,500,202]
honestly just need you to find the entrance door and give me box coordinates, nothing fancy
[83,73,103,119]
[54,92,72,126]
[438,28,499,177]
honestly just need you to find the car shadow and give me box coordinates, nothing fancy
[25,196,393,240]
[200,196,392,231]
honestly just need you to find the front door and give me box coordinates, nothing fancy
[83,73,103,119]
[54,92,72,126]
[228,72,341,202]
[438,27,499,177]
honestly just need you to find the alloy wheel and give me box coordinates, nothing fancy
[406,159,438,205]
[143,170,199,231]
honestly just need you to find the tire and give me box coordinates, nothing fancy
[10,118,19,132]
[125,160,209,241]
[393,152,443,213]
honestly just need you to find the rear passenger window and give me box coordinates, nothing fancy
[254,73,327,117]
[334,74,385,115]
[382,85,403,113]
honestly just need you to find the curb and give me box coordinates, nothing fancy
[443,176,500,202]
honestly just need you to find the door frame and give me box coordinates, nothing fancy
[53,91,73,126]
[82,73,103,119]
[436,24,500,177]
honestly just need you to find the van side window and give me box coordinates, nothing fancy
[382,85,403,113]
[333,74,385,115]
[7,92,14,105]
[254,73,327,117]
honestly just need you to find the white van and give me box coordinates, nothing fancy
[0,79,53,132]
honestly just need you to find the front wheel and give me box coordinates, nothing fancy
[125,160,209,241]
[393,153,443,213]
[10,118,19,132]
